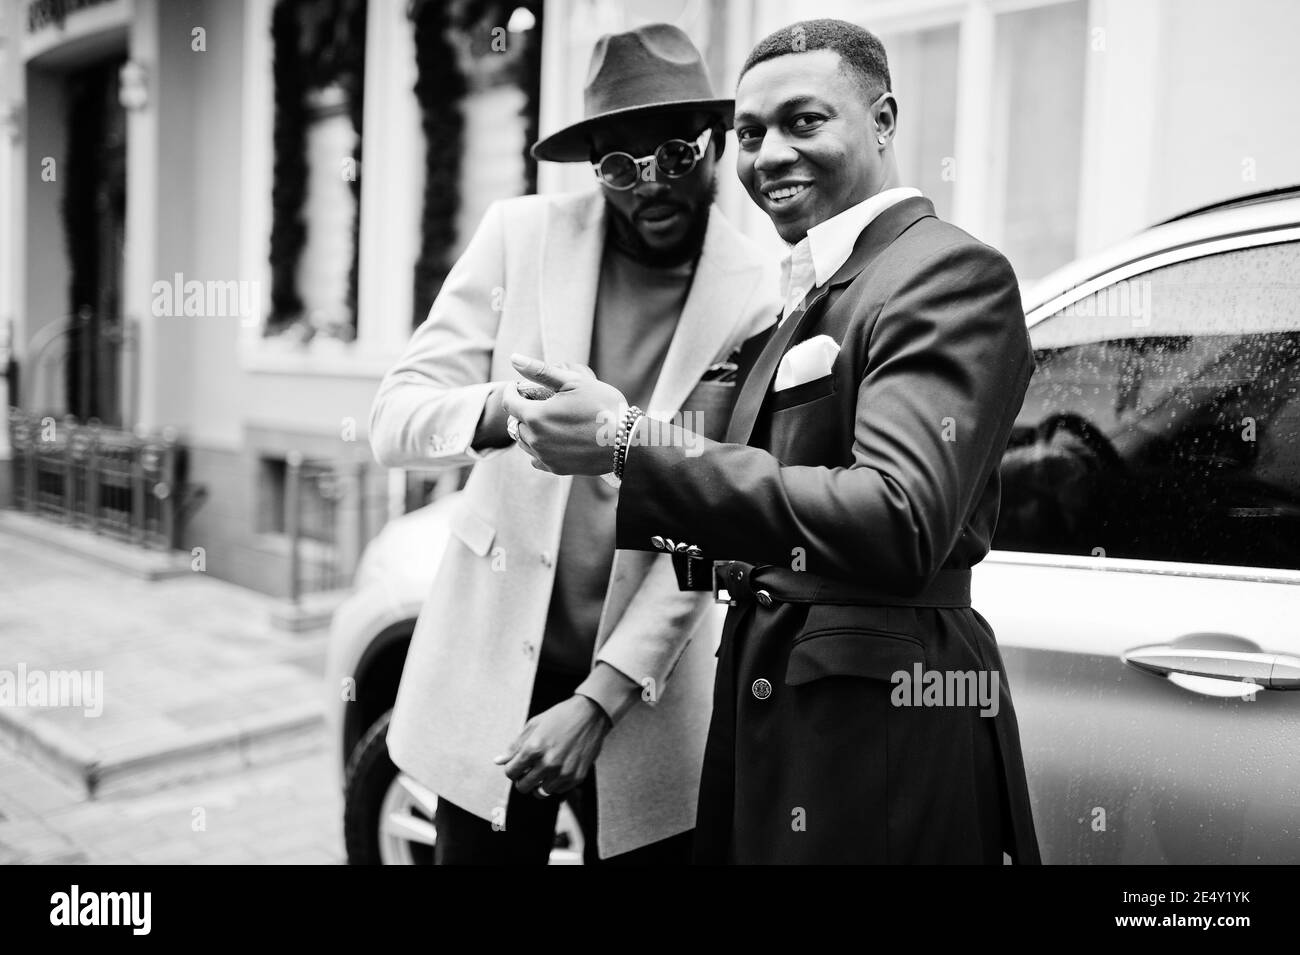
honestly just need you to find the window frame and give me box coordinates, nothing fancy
[987,223,1300,586]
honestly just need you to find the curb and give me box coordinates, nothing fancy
[0,701,325,798]
[0,510,193,580]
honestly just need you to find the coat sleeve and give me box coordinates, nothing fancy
[616,239,1034,593]
[369,200,512,471]
[590,558,715,708]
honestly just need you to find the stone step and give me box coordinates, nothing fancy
[0,509,192,580]
[0,698,324,798]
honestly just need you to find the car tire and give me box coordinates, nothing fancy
[343,709,436,865]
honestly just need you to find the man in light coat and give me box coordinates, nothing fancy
[370,23,778,863]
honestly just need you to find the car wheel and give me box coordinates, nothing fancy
[344,709,436,864]
[343,708,586,864]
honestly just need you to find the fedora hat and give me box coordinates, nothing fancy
[531,23,732,163]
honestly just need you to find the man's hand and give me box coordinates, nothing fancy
[494,695,611,798]
[501,354,626,475]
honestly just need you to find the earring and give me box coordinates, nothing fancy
[877,135,886,145]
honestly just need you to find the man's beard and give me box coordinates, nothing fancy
[605,179,716,268]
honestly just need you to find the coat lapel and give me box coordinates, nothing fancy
[596,206,772,651]
[643,205,769,418]
[539,192,606,366]
[725,284,832,445]
[725,197,936,447]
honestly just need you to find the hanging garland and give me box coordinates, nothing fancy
[267,0,308,334]
[411,0,467,329]
[452,0,544,195]
[267,0,366,339]
[514,2,544,195]
[343,0,366,338]
[267,0,538,334]
[303,0,366,339]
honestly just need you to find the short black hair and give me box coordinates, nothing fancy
[739,19,891,104]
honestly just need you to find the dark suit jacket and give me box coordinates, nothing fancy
[615,197,1042,864]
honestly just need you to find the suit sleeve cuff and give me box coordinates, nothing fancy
[576,662,641,725]
[464,380,516,461]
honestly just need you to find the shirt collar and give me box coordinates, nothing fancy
[778,187,921,322]
[802,186,922,287]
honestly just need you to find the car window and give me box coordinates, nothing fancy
[994,240,1300,571]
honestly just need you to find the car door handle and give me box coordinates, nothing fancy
[1123,644,1300,689]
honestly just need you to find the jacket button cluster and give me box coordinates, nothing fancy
[651,536,698,554]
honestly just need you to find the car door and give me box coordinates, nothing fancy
[975,232,1300,864]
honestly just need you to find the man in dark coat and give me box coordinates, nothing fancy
[504,18,1041,865]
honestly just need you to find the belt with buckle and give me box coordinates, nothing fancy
[713,561,972,609]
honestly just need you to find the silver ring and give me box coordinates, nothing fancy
[536,785,550,798]
[506,415,521,443]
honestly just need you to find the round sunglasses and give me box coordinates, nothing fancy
[591,127,713,191]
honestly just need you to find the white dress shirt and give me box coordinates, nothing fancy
[779,186,922,323]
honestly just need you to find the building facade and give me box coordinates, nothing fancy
[0,0,538,597]
[2,0,1298,597]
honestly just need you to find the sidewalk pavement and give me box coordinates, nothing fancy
[0,744,342,864]
[0,526,344,863]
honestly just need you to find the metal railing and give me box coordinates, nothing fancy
[7,408,204,549]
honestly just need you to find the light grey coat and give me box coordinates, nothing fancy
[370,189,778,857]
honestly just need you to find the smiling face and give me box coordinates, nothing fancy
[734,49,897,243]
[589,111,718,260]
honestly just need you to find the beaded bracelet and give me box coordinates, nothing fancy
[613,405,645,480]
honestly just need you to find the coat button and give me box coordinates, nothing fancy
[752,678,772,700]
[523,642,536,659]
[755,589,773,608]
[685,546,703,559]
[650,536,666,550]
[540,551,554,567]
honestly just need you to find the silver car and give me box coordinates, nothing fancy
[329,186,1300,864]
[984,186,1300,864]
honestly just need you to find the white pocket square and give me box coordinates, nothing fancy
[774,335,840,392]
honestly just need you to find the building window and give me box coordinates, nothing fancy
[876,0,1087,283]
[259,454,336,543]
[267,0,367,343]
[991,0,1087,281]
[883,24,959,223]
